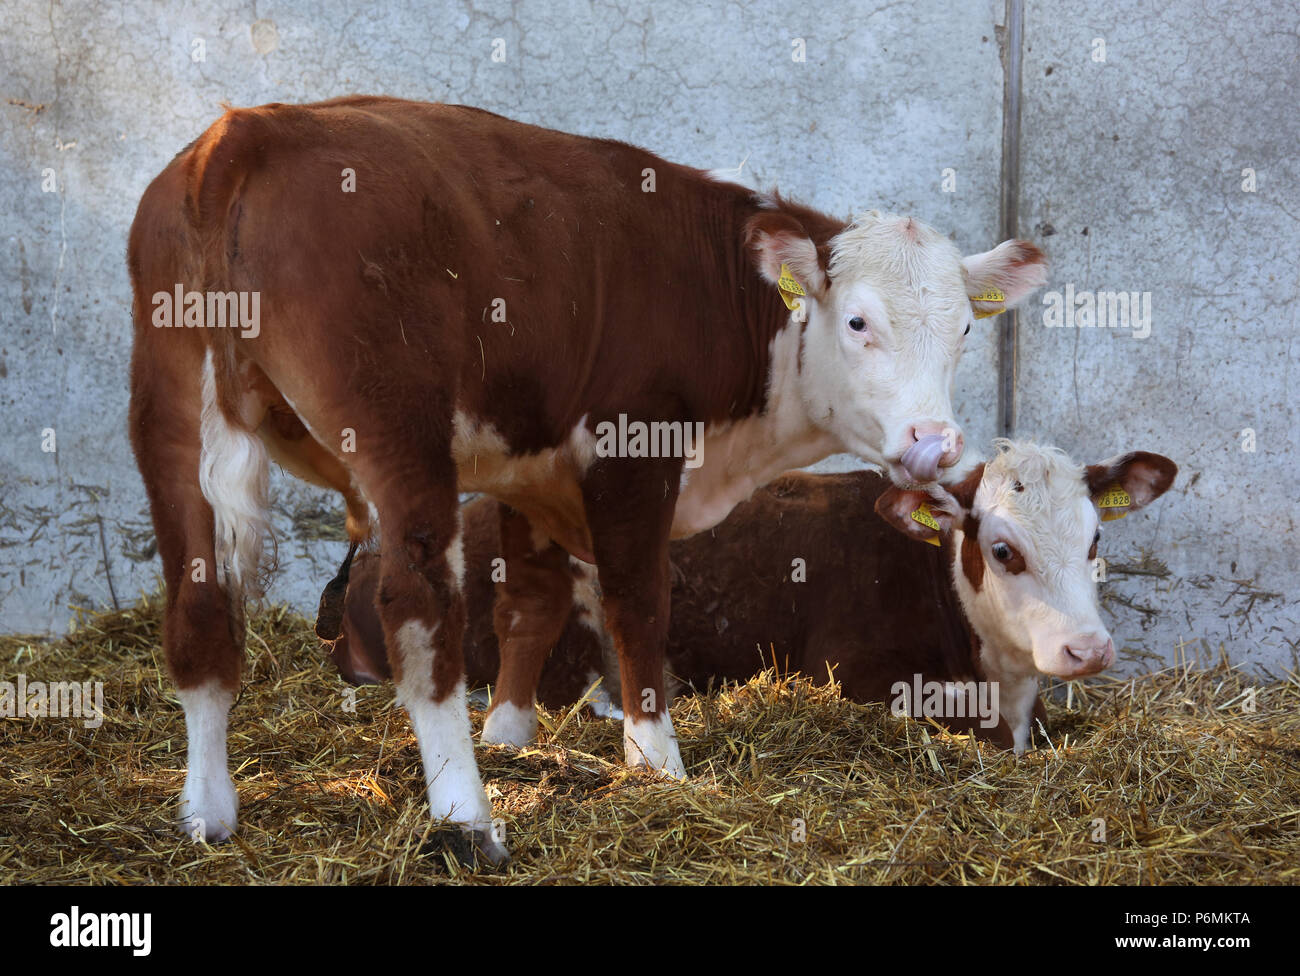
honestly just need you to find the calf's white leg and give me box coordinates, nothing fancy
[177,683,239,841]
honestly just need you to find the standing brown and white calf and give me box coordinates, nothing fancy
[127,96,1047,860]
[333,440,1176,753]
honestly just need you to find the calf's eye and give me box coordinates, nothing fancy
[848,316,868,333]
[989,540,1027,574]
[963,322,971,335]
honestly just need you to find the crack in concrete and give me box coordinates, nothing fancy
[996,0,1024,435]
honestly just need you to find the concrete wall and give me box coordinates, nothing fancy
[1,1,1294,673]
[1015,0,1299,672]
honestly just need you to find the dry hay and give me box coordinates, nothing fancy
[1,595,1297,885]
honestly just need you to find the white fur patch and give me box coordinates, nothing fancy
[198,349,271,598]
[393,620,494,832]
[624,711,685,779]
[481,700,537,748]
[177,683,238,842]
[673,323,838,537]
[570,560,604,627]
[452,411,583,494]
[445,524,465,594]
[567,415,598,471]
[997,675,1041,756]
[451,409,591,558]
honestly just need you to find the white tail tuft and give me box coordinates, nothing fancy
[198,349,271,599]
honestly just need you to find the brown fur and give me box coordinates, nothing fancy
[960,514,985,591]
[128,158,246,693]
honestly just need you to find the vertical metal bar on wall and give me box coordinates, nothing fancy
[998,0,1025,436]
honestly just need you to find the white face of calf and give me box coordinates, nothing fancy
[748,209,1048,484]
[877,440,1177,679]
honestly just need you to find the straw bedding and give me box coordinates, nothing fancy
[2,595,1296,885]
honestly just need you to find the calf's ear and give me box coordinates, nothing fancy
[962,240,1049,318]
[875,487,957,547]
[1085,452,1178,520]
[745,211,828,299]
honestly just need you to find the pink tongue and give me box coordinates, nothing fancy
[900,434,946,482]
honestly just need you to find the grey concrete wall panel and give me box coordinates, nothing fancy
[1016,0,1298,672]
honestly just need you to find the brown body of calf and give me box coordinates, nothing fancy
[132,96,848,781]
[326,471,1045,750]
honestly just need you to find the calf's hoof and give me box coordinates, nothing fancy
[178,778,239,842]
[480,701,538,748]
[624,714,687,780]
[632,756,688,781]
[422,826,510,869]
[471,827,511,867]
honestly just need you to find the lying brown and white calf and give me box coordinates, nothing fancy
[326,440,1176,754]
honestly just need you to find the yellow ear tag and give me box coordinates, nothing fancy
[1098,483,1132,521]
[777,263,806,311]
[971,287,1005,319]
[910,503,942,546]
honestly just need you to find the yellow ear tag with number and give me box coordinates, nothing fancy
[777,263,806,311]
[910,503,942,546]
[971,287,1005,319]
[1098,483,1132,521]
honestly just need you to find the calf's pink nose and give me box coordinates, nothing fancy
[1063,636,1114,674]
